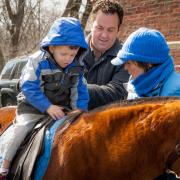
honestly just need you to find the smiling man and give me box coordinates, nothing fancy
[83,0,129,110]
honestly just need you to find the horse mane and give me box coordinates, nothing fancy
[56,96,180,146]
[91,96,180,113]
[79,96,180,136]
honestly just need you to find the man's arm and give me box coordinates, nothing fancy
[87,66,129,110]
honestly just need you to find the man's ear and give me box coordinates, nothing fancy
[118,24,121,31]
[49,46,54,54]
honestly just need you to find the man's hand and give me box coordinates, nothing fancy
[47,105,65,120]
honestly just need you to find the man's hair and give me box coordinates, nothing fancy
[92,0,124,26]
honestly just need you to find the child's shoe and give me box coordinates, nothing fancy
[0,173,7,180]
[0,168,8,180]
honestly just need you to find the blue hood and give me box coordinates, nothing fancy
[40,17,88,50]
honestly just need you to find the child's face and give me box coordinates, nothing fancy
[49,46,79,68]
[124,60,145,79]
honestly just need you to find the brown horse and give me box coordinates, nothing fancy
[0,97,180,180]
[0,106,16,134]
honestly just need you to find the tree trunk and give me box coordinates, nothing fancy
[62,0,93,29]
[0,47,5,72]
[5,0,25,58]
[62,0,74,17]
[81,1,93,29]
[69,0,82,18]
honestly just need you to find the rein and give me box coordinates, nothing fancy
[155,142,180,180]
[165,142,180,170]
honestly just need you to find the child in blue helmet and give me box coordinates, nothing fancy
[111,27,180,99]
[0,17,89,178]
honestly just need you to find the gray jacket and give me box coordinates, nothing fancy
[83,38,129,110]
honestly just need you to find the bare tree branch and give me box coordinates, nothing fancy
[81,0,93,29]
[0,0,93,65]
[0,47,5,71]
[62,0,74,17]
[5,0,14,21]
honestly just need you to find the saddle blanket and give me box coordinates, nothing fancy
[0,116,66,179]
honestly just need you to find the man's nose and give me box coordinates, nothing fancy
[101,30,108,38]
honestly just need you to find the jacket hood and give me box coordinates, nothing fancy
[40,17,88,50]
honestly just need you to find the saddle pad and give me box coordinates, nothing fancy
[0,117,65,179]
[33,117,66,179]
[34,109,84,179]
[0,110,83,179]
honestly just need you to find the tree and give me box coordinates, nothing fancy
[81,1,93,29]
[0,0,93,72]
[0,46,5,71]
[1,0,25,58]
[62,0,93,28]
[0,0,47,63]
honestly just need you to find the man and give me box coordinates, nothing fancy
[83,0,129,110]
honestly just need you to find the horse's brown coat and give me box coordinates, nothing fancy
[0,106,16,134]
[44,97,180,180]
[0,97,180,180]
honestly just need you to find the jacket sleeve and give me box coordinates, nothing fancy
[87,66,129,110]
[70,74,89,111]
[20,57,52,113]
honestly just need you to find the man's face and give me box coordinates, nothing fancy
[91,10,119,53]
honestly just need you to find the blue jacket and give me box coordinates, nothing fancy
[19,17,89,113]
[127,70,180,99]
[160,71,180,96]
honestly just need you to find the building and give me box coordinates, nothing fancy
[119,0,180,72]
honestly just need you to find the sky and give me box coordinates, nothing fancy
[42,0,68,12]
[42,0,87,13]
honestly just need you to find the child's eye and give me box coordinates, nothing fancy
[71,54,76,58]
[60,53,66,56]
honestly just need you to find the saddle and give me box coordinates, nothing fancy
[6,110,84,180]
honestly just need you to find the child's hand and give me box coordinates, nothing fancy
[67,108,84,116]
[47,105,65,120]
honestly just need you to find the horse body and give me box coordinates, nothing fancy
[44,97,180,180]
[0,97,180,180]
